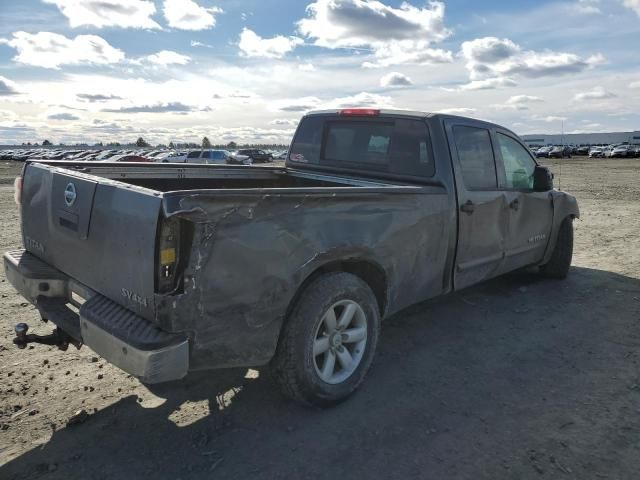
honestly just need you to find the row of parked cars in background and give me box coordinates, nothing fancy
[531,144,640,158]
[0,148,290,164]
[585,144,640,158]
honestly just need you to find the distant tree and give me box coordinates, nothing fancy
[227,141,237,149]
[136,137,150,148]
[202,137,212,148]
[169,142,175,149]
[42,139,53,146]
[94,142,103,147]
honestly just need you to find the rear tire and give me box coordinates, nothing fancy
[271,272,380,407]
[541,216,574,279]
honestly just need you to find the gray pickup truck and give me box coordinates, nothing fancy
[5,109,579,407]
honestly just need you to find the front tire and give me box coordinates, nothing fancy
[271,272,380,407]
[540,217,574,279]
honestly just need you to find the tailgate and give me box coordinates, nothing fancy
[20,162,161,320]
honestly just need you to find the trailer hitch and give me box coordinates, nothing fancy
[13,323,82,351]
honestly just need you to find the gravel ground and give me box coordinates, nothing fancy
[1,157,639,480]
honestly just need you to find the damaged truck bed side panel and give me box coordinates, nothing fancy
[157,187,452,369]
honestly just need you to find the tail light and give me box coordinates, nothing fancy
[156,217,180,294]
[14,176,22,205]
[339,108,380,116]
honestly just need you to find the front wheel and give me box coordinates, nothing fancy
[540,217,574,279]
[271,272,380,407]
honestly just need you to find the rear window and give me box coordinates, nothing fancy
[289,116,434,177]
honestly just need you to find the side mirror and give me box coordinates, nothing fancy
[533,165,554,192]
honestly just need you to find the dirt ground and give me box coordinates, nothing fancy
[1,157,639,480]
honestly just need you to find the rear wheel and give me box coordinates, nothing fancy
[540,216,574,279]
[271,272,380,407]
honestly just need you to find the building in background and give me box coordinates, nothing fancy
[520,131,640,147]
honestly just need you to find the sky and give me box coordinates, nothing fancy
[0,0,639,145]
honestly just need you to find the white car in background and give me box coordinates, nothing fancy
[603,146,615,158]
[611,145,632,158]
[588,147,604,158]
[155,151,188,163]
[185,149,252,165]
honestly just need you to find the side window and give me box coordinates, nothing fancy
[452,126,497,190]
[187,150,201,159]
[289,116,323,163]
[202,151,211,159]
[496,133,536,190]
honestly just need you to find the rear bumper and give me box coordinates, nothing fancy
[4,250,189,383]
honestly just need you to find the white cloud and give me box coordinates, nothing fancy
[622,0,640,16]
[493,94,544,110]
[2,31,125,69]
[575,0,601,14]
[272,96,322,112]
[270,119,299,126]
[380,72,412,87]
[144,50,191,66]
[535,115,568,123]
[43,0,160,29]
[190,40,214,48]
[324,91,394,109]
[507,95,544,104]
[298,63,316,71]
[238,28,303,58]
[458,77,518,91]
[77,93,122,102]
[298,0,450,47]
[363,41,453,68]
[0,76,19,95]
[48,112,80,120]
[103,102,194,113]
[460,37,604,88]
[0,109,18,121]
[163,0,222,30]
[629,80,640,89]
[298,0,453,67]
[436,107,477,115]
[573,86,616,101]
[272,91,393,113]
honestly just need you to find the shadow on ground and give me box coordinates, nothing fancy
[3,267,640,480]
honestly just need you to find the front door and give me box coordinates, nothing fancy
[493,131,554,271]
[446,122,508,290]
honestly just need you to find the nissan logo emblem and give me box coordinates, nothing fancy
[64,182,77,207]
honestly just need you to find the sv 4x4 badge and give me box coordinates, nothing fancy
[121,288,149,308]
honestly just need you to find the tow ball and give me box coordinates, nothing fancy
[13,323,81,351]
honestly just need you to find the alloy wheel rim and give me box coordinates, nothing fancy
[312,300,368,385]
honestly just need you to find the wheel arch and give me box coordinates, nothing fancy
[286,257,389,322]
[540,191,579,265]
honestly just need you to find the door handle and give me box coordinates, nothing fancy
[509,198,520,211]
[460,200,475,214]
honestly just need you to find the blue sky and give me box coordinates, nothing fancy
[0,0,639,144]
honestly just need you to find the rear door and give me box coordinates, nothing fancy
[493,131,554,271]
[446,121,508,290]
[21,163,162,320]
